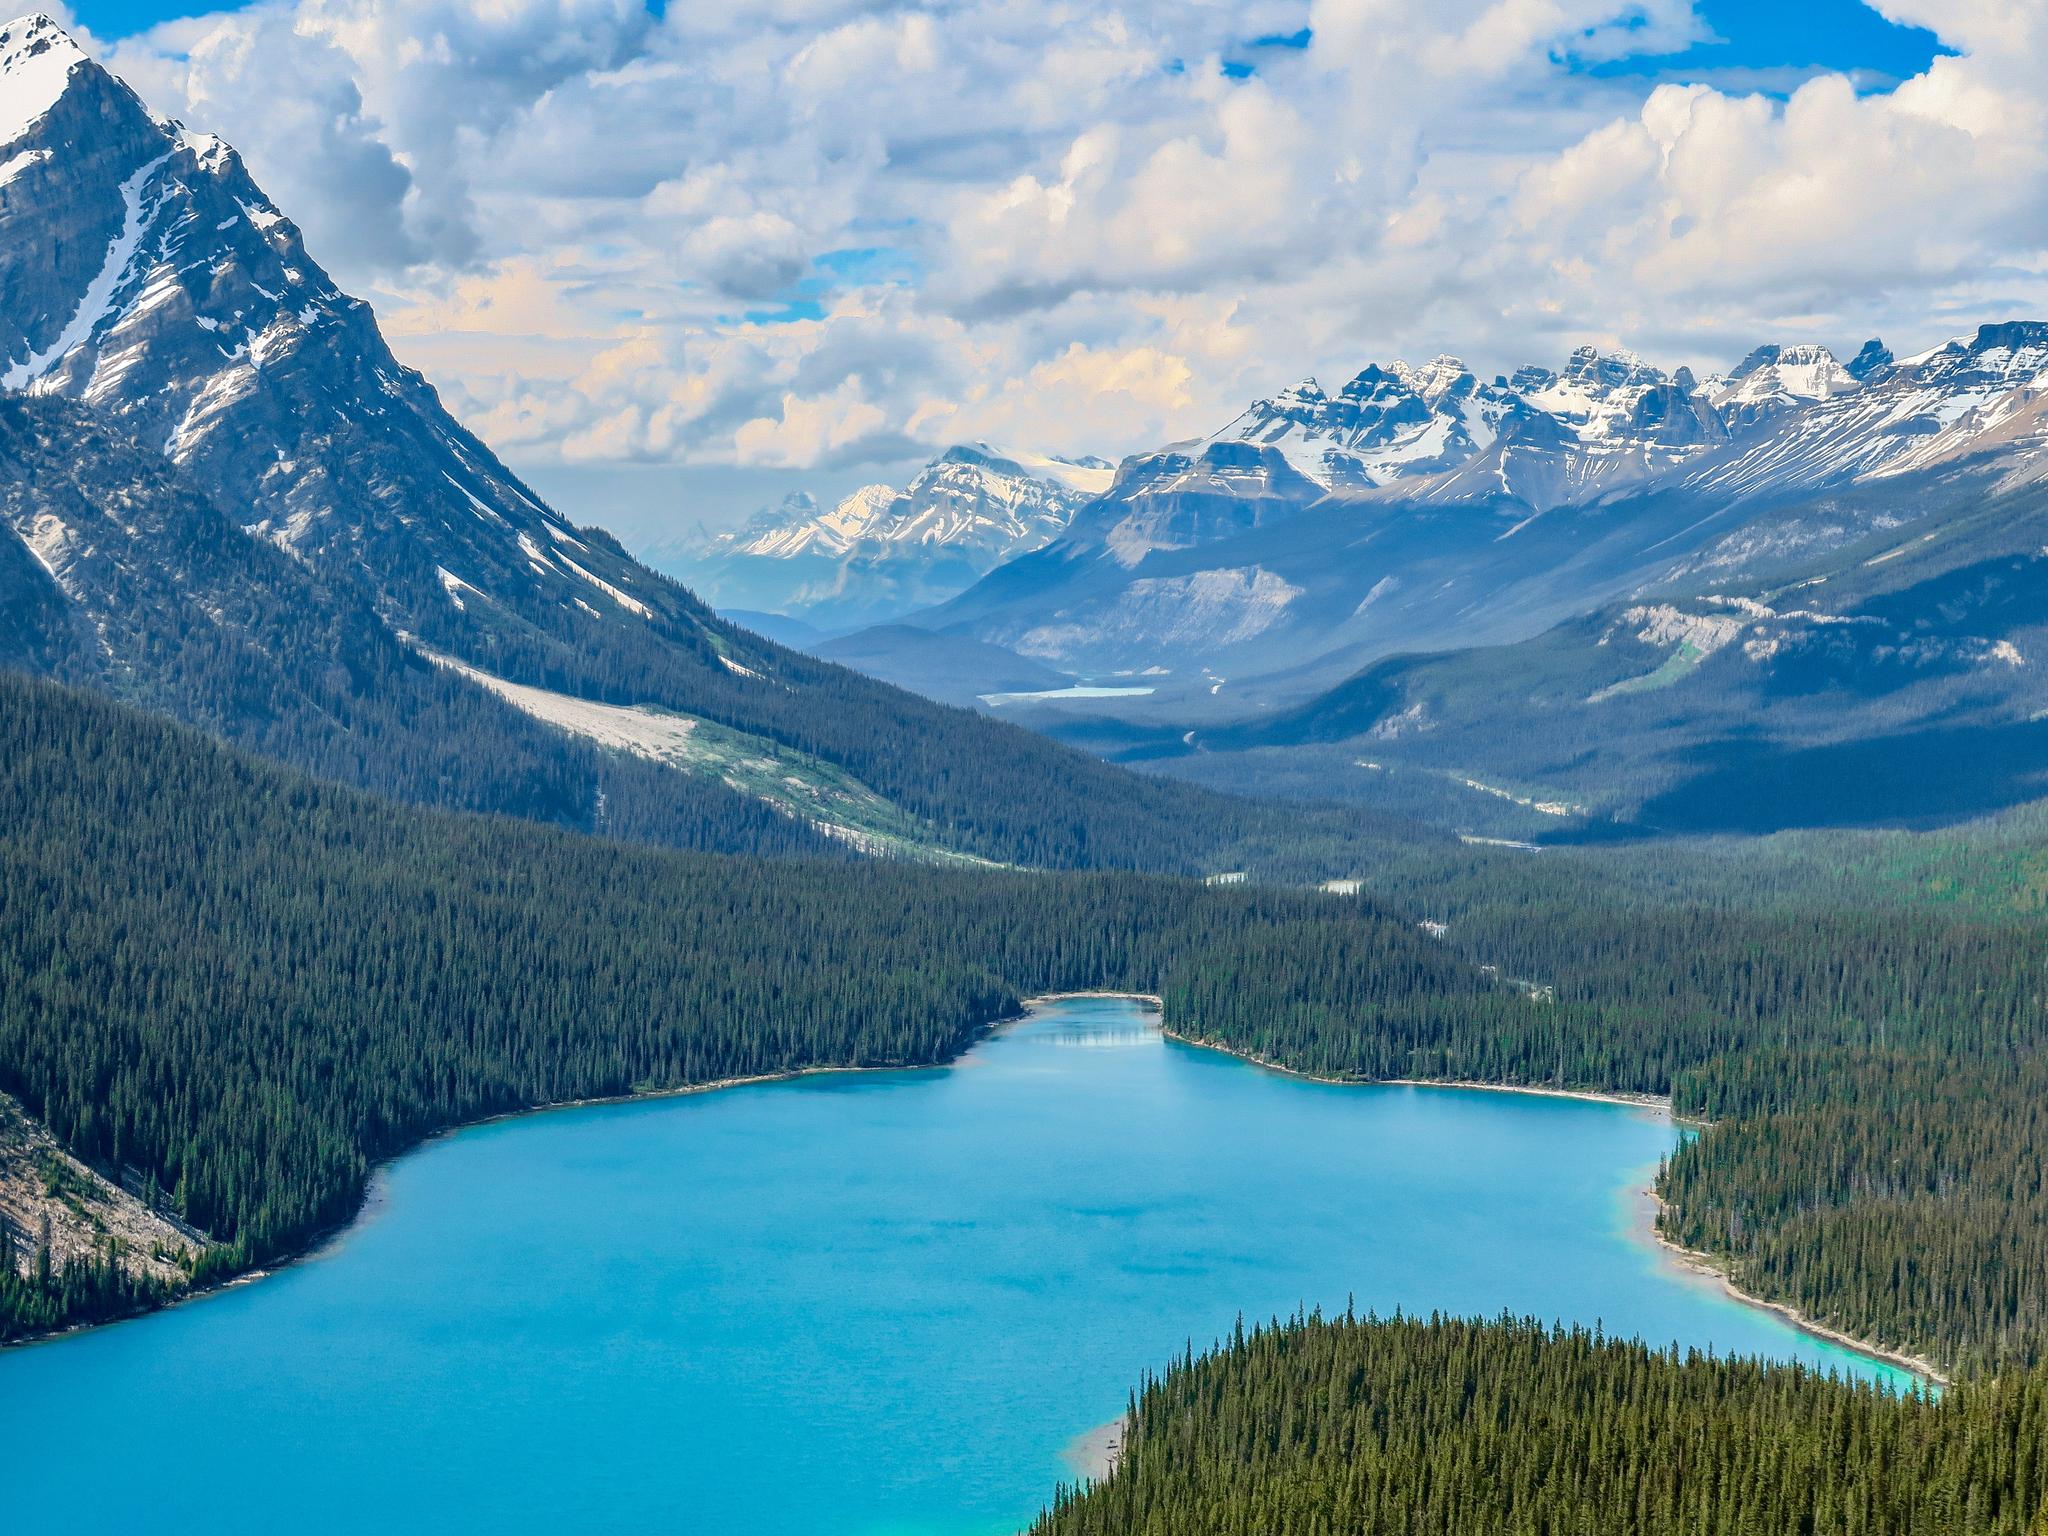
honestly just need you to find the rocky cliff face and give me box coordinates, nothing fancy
[0,11,692,667]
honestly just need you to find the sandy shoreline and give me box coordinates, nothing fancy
[1160,1026,1671,1113]
[1060,1415,1125,1483]
[1637,1186,1948,1386]
[1163,1025,1948,1387]
[1381,1077,1670,1113]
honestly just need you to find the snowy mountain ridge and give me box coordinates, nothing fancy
[714,443,1112,563]
[669,441,1112,626]
[1176,321,2048,519]
[0,10,664,641]
[916,320,2048,695]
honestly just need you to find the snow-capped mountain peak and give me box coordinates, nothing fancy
[1518,347,1677,439]
[1410,355,1477,408]
[758,483,896,559]
[671,441,1109,625]
[0,14,84,149]
[0,16,677,651]
[1709,343,1862,432]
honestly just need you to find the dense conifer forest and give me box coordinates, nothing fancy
[1199,881,2048,1373]
[1032,1313,2048,1535]
[6,668,2048,1374]
[0,672,1474,1338]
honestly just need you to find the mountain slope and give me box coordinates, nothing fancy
[0,15,1389,875]
[0,394,837,852]
[1147,475,2048,837]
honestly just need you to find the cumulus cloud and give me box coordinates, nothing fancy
[95,0,2048,523]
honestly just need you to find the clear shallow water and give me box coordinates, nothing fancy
[0,997,1911,1534]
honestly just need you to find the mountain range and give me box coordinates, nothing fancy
[908,326,2048,704]
[656,442,1111,630]
[0,13,1357,876]
[895,327,2048,834]
[622,295,2048,837]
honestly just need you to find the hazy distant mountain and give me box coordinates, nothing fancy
[658,443,1112,629]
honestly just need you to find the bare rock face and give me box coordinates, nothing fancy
[0,12,706,671]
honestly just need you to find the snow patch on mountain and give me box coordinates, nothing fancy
[4,151,171,389]
[0,13,82,148]
[1015,565,1303,661]
[1688,324,2048,500]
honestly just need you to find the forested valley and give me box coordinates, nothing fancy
[7,666,2048,1532]
[0,672,1476,1339]
[7,665,2048,1378]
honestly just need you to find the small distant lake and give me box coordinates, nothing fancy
[977,685,1156,706]
[0,997,1912,1533]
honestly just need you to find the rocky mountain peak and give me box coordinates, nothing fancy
[1335,364,1412,402]
[0,13,84,140]
[1560,345,1664,391]
[0,18,695,667]
[1846,338,1893,381]
[1270,377,1328,411]
[1410,355,1476,408]
[1953,321,2048,378]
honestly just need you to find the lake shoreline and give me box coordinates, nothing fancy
[9,995,1952,1398]
[1061,1415,1125,1484]
[6,994,1134,1351]
[1639,1189,1950,1387]
[1159,1025,1672,1113]
[1161,1025,1948,1388]
[3,1022,1026,1352]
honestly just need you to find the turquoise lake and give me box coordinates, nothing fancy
[0,996,1913,1533]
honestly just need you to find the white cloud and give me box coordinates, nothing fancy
[94,0,2048,530]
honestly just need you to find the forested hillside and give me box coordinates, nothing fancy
[0,400,832,859]
[0,672,1475,1339]
[1034,1314,2048,1536]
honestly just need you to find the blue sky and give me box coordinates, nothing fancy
[71,0,241,33]
[64,0,2043,534]
[1597,0,1946,82]
[75,0,1947,77]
